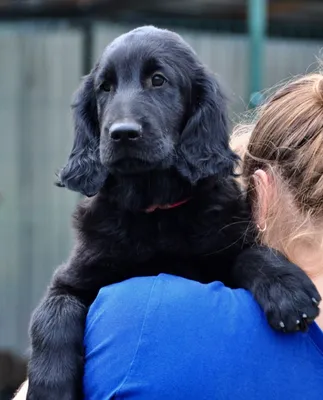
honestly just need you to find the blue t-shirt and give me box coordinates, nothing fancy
[84,274,323,399]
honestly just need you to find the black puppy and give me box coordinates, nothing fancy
[27,26,320,400]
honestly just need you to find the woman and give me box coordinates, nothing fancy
[15,73,323,399]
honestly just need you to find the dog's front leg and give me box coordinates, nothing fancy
[26,248,122,400]
[27,286,86,400]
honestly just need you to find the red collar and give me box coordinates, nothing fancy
[144,198,190,213]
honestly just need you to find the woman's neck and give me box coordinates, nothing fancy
[290,244,323,329]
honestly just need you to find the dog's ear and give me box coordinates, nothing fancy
[56,73,108,197]
[176,70,238,183]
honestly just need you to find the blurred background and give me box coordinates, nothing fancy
[0,0,322,397]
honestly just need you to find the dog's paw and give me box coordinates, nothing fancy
[253,267,321,332]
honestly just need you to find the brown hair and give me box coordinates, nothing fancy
[232,73,323,261]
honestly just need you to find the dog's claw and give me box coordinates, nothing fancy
[312,297,319,305]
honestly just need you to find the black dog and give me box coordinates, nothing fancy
[27,26,320,400]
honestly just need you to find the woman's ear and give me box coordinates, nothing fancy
[253,169,270,230]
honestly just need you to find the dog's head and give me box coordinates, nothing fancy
[58,26,238,197]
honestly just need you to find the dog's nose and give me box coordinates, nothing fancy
[109,121,142,142]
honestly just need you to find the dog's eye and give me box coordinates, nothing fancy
[100,81,113,92]
[151,74,166,87]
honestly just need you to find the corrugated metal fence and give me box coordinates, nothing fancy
[0,21,322,354]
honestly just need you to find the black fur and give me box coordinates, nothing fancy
[27,26,320,400]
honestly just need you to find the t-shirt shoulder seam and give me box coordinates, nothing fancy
[113,275,159,397]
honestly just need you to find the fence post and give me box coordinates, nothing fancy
[248,0,267,108]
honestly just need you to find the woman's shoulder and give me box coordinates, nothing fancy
[86,274,260,338]
[84,275,259,398]
[89,273,256,307]
[84,274,323,400]
[88,273,260,322]
[84,275,261,383]
[85,273,265,349]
